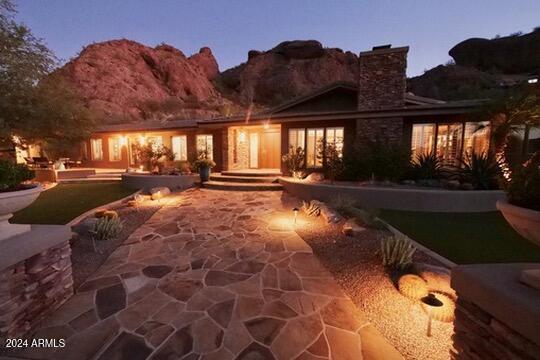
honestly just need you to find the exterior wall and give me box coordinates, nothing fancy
[227,127,251,170]
[275,88,358,114]
[356,117,404,149]
[83,128,224,171]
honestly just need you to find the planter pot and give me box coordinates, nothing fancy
[497,200,540,246]
[199,167,211,182]
[0,185,43,241]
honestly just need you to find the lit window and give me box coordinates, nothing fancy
[306,128,324,167]
[108,138,122,161]
[172,135,188,161]
[91,139,103,161]
[463,122,490,157]
[411,124,435,159]
[436,123,463,165]
[326,127,344,157]
[146,136,163,150]
[197,134,213,160]
[289,129,305,152]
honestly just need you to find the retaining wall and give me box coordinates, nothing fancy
[122,173,199,191]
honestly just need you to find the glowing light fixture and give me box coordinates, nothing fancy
[263,121,270,130]
[421,293,443,337]
[293,207,299,225]
[238,131,246,142]
[119,136,127,146]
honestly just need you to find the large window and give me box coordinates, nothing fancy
[463,122,490,157]
[289,129,305,152]
[197,134,213,160]
[325,127,344,157]
[306,128,324,167]
[172,135,188,161]
[411,124,435,159]
[108,137,122,161]
[436,123,463,165]
[91,139,103,161]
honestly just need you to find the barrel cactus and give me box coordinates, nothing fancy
[398,274,429,300]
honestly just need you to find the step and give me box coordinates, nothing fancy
[87,173,124,178]
[58,177,122,183]
[221,170,282,177]
[203,181,283,191]
[209,174,278,183]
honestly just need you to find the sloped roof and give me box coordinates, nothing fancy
[95,119,198,133]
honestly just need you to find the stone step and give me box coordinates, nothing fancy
[209,173,278,183]
[87,173,124,178]
[58,177,121,183]
[221,170,282,177]
[203,181,283,191]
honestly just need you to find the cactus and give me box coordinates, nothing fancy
[398,274,429,300]
[90,216,124,242]
[381,234,416,270]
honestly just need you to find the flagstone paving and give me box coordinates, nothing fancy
[9,188,402,360]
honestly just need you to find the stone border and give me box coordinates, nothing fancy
[279,177,506,212]
[122,173,199,191]
[67,189,141,227]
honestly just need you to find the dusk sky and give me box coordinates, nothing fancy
[15,0,540,76]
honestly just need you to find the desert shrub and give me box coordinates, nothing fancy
[329,196,357,214]
[319,142,343,183]
[282,146,305,178]
[411,152,443,180]
[453,152,501,190]
[505,152,540,210]
[90,217,124,241]
[133,141,174,172]
[381,234,416,270]
[0,160,35,191]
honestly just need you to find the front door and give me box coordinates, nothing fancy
[259,130,280,168]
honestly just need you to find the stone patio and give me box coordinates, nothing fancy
[6,188,402,360]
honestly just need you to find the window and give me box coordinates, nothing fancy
[436,123,463,165]
[197,134,213,160]
[108,137,122,161]
[306,128,324,167]
[411,124,435,159]
[463,122,490,157]
[91,139,103,161]
[146,136,163,150]
[172,135,188,161]
[326,127,344,157]
[289,129,305,152]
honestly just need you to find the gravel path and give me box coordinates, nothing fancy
[293,207,454,360]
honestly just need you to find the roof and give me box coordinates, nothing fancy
[95,119,198,133]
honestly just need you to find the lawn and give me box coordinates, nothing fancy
[380,210,540,264]
[11,182,135,225]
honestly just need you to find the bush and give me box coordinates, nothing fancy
[381,234,416,270]
[506,152,540,211]
[0,160,35,191]
[133,141,175,172]
[360,140,411,182]
[282,146,305,178]
[320,142,343,183]
[411,152,443,180]
[90,217,124,241]
[454,152,501,190]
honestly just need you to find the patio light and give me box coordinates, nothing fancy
[119,136,127,146]
[293,207,299,225]
[420,293,443,337]
[263,121,270,130]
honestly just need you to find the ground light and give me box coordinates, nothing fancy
[421,293,443,337]
[293,207,299,225]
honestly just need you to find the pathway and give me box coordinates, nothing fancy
[9,189,401,360]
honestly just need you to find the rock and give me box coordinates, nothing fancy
[271,40,325,59]
[415,262,455,298]
[95,210,118,219]
[444,180,461,190]
[342,219,366,236]
[72,217,98,235]
[248,50,262,60]
[304,172,325,182]
[520,269,540,291]
[150,187,170,200]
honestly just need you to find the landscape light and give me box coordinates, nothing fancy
[293,207,299,225]
[420,293,443,337]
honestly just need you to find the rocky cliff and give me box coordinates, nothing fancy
[55,39,232,123]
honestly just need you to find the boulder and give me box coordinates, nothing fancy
[271,40,325,59]
[342,219,366,236]
[304,172,325,183]
[150,187,171,200]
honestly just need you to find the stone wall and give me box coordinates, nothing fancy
[0,227,74,340]
[227,127,250,170]
[452,298,540,359]
[355,116,404,148]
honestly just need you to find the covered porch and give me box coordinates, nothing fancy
[226,124,282,171]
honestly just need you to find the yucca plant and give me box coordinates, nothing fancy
[411,152,443,180]
[381,234,416,271]
[454,152,501,190]
[90,217,123,241]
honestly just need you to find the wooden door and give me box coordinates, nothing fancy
[259,130,280,168]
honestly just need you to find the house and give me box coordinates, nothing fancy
[81,45,491,173]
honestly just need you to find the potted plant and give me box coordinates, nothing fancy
[133,141,175,174]
[0,160,42,241]
[193,150,216,182]
[497,152,540,245]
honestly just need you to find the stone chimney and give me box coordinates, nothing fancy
[357,45,409,110]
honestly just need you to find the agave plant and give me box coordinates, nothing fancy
[454,152,501,190]
[411,152,443,180]
[380,234,416,271]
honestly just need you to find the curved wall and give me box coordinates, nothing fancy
[122,174,199,191]
[279,178,506,212]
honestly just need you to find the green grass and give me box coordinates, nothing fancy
[380,210,540,264]
[11,182,135,225]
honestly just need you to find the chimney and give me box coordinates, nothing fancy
[357,45,409,111]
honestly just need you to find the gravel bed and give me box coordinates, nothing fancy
[70,204,161,288]
[293,209,454,360]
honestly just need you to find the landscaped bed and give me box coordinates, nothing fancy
[380,210,540,264]
[289,199,454,360]
[11,182,135,225]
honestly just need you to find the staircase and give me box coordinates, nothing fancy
[204,169,283,191]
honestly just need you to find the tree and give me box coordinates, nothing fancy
[0,0,95,154]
